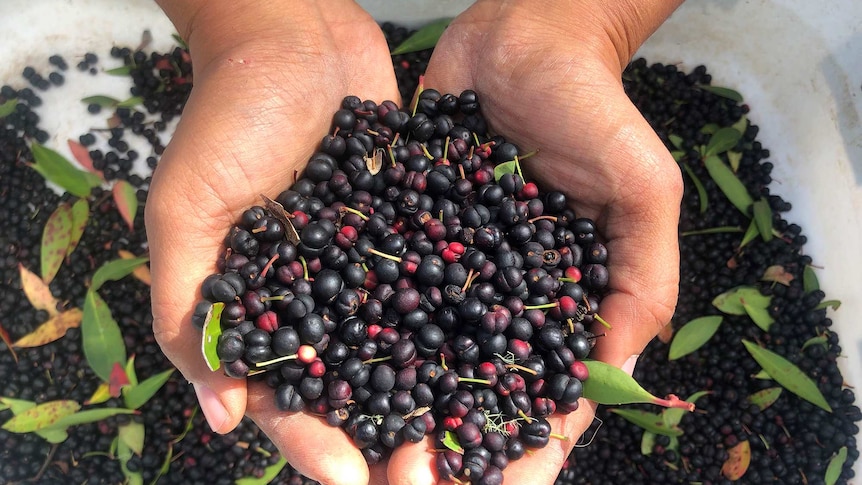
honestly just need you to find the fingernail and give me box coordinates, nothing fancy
[193,383,230,433]
[622,354,640,376]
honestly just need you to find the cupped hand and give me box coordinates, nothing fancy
[385,1,684,483]
[145,2,400,484]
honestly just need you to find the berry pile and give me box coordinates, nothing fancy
[197,91,610,483]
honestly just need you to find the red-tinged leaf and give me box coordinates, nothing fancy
[19,263,59,316]
[113,180,139,230]
[41,204,73,284]
[67,139,102,178]
[0,321,17,363]
[67,199,89,260]
[84,382,112,406]
[117,250,151,286]
[12,308,83,348]
[109,362,131,397]
[761,265,794,286]
[1,400,80,433]
[721,439,751,480]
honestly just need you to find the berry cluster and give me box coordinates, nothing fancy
[196,90,610,483]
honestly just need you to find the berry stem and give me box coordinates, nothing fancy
[517,410,534,423]
[340,206,370,221]
[367,248,402,263]
[514,155,524,179]
[457,377,492,385]
[366,129,380,136]
[362,355,393,365]
[520,149,539,160]
[550,433,570,441]
[443,136,451,161]
[462,269,476,293]
[440,354,449,371]
[566,318,575,334]
[260,295,288,302]
[528,215,558,223]
[506,363,539,376]
[594,314,612,329]
[259,253,279,279]
[251,226,267,234]
[420,144,434,160]
[410,75,424,117]
[558,277,579,283]
[524,302,559,310]
[254,354,300,368]
[387,144,396,167]
[298,255,309,280]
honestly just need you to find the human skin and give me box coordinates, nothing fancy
[146,1,683,484]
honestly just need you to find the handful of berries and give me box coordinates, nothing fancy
[194,89,611,484]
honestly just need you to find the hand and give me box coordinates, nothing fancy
[145,2,400,483]
[385,1,684,483]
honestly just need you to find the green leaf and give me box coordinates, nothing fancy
[803,266,820,293]
[641,431,656,455]
[732,115,748,134]
[117,96,144,108]
[705,128,742,158]
[609,409,683,437]
[752,198,773,242]
[81,95,120,107]
[815,300,841,311]
[582,361,694,410]
[747,387,782,411]
[119,422,145,455]
[1,400,80,433]
[441,429,464,454]
[699,85,743,102]
[172,406,198,444]
[680,226,743,237]
[45,407,135,431]
[743,301,775,332]
[668,134,684,150]
[172,32,189,50]
[801,335,829,351]
[105,65,131,76]
[742,340,832,412]
[152,443,174,485]
[41,204,73,284]
[753,369,771,380]
[30,143,101,197]
[493,160,519,182]
[68,199,89,259]
[0,397,36,415]
[202,302,225,372]
[739,219,759,249]
[35,427,69,443]
[670,150,685,162]
[90,256,150,293]
[82,290,127,381]
[680,162,708,214]
[825,446,848,485]
[712,286,770,316]
[123,368,174,410]
[391,18,452,55]
[0,98,17,118]
[703,155,753,215]
[236,457,288,485]
[112,180,139,230]
[125,355,139,387]
[668,316,723,360]
[117,431,144,485]
[727,151,743,172]
[700,123,720,135]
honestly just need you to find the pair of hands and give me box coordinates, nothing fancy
[145,1,683,483]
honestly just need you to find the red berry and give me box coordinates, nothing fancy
[307,358,326,378]
[569,361,589,381]
[254,311,279,332]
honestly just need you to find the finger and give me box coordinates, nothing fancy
[387,436,437,485]
[246,381,370,485]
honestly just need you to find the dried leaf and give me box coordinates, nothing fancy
[41,204,73,284]
[747,387,782,411]
[202,302,225,372]
[803,266,820,293]
[113,180,139,230]
[68,199,90,259]
[825,446,848,485]
[712,286,770,316]
[668,316,723,360]
[84,382,112,406]
[90,256,150,293]
[1,400,80,433]
[0,98,17,117]
[0,322,16,363]
[366,148,384,175]
[109,362,131,397]
[761,265,794,286]
[119,422,145,456]
[81,95,120,107]
[118,250,151,286]
[742,340,832,412]
[67,139,101,177]
[0,397,36,415]
[681,162,708,214]
[19,263,59,316]
[609,409,683,437]
[699,85,744,102]
[441,430,464,454]
[704,127,742,158]
[261,195,299,244]
[815,300,841,311]
[721,439,751,480]
[236,457,288,485]
[123,368,174,410]
[391,18,452,55]
[752,198,773,242]
[29,143,101,198]
[703,155,753,215]
[82,290,127,381]
[12,308,82,348]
